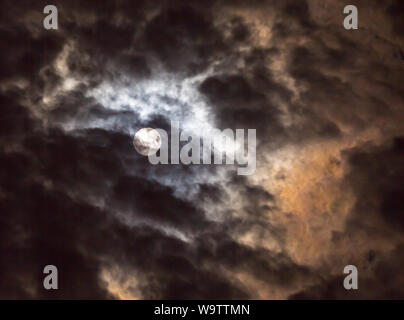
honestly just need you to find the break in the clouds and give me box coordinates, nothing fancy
[0,0,403,299]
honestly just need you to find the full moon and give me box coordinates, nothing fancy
[133,128,162,156]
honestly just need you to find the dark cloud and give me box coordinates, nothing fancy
[291,245,404,299]
[199,73,285,140]
[0,29,64,81]
[344,137,404,233]
[144,4,226,74]
[387,0,404,38]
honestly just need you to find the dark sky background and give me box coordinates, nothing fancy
[0,0,403,299]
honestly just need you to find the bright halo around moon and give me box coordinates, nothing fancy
[133,128,162,156]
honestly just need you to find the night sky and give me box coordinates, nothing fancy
[0,0,403,299]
